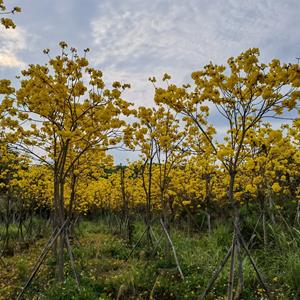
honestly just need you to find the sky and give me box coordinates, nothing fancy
[0,0,299,163]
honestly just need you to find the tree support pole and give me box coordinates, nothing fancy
[65,232,80,291]
[200,219,273,300]
[16,219,68,300]
[235,236,244,300]
[227,232,236,300]
[126,226,148,261]
[199,245,233,300]
[160,217,184,280]
[235,224,273,300]
[126,218,158,261]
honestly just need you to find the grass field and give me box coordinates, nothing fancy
[1,216,300,300]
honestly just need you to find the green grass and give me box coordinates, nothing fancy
[1,217,300,299]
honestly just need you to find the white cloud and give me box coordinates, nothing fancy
[0,27,27,68]
[90,0,203,70]
[90,0,298,66]
[89,0,300,107]
[0,53,25,68]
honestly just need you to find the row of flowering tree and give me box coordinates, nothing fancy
[0,45,299,298]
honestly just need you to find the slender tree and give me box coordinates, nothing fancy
[154,48,300,299]
[9,43,132,281]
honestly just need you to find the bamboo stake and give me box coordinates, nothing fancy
[199,245,233,300]
[227,233,236,300]
[234,237,244,300]
[126,226,148,261]
[16,219,69,300]
[236,225,273,300]
[160,218,184,280]
[65,232,80,291]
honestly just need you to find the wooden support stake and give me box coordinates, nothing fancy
[16,219,69,300]
[236,225,273,300]
[199,245,233,300]
[65,232,80,291]
[126,226,148,261]
[227,233,236,300]
[160,218,184,280]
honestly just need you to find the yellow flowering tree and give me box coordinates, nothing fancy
[0,0,21,29]
[287,118,300,225]
[0,146,29,252]
[11,43,132,281]
[15,164,53,240]
[154,48,300,298]
[124,106,158,247]
[240,124,294,245]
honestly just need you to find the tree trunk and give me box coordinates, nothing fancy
[227,232,236,300]
[53,174,59,258]
[295,199,300,226]
[4,193,11,251]
[127,214,134,246]
[262,210,267,248]
[268,193,275,224]
[228,171,245,298]
[57,179,65,282]
[235,217,244,299]
[207,212,211,235]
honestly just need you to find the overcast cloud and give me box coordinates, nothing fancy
[1,0,299,162]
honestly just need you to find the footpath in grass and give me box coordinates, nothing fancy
[1,220,300,299]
